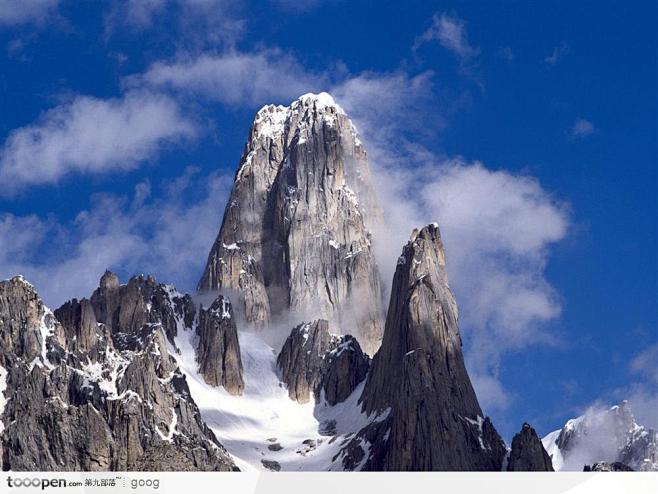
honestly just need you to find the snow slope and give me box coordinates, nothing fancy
[169,322,384,471]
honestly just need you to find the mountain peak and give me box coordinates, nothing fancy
[357,224,506,470]
[199,89,384,352]
[295,92,344,112]
[543,401,657,471]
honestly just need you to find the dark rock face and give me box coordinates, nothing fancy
[321,335,369,406]
[353,224,507,471]
[507,423,554,471]
[198,93,384,354]
[196,296,244,394]
[277,319,369,405]
[584,462,634,472]
[277,320,338,404]
[0,275,238,471]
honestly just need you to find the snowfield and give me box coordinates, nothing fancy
[169,325,383,471]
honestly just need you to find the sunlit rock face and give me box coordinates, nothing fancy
[198,93,384,354]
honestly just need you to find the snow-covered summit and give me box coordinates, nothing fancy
[250,92,348,141]
[542,401,657,471]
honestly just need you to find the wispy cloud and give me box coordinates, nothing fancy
[415,12,480,61]
[132,49,329,106]
[0,167,232,307]
[105,0,244,49]
[0,91,196,193]
[545,41,569,65]
[331,72,569,413]
[0,30,570,419]
[371,158,568,411]
[623,343,658,428]
[0,0,59,26]
[270,0,338,12]
[569,118,596,138]
[137,49,569,413]
[497,46,515,63]
[630,342,658,385]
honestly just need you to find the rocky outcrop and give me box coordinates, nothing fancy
[507,423,554,471]
[584,462,634,472]
[88,271,196,347]
[277,320,338,403]
[321,335,369,406]
[543,401,657,471]
[196,296,244,394]
[351,224,507,471]
[198,93,384,354]
[618,427,657,472]
[55,297,110,359]
[0,275,238,471]
[277,319,369,405]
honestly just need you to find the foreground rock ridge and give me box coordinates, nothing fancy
[349,224,507,470]
[0,274,240,471]
[197,92,384,354]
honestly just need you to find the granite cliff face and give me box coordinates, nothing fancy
[198,93,384,354]
[343,224,507,471]
[0,275,240,471]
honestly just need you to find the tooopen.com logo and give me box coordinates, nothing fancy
[6,477,76,490]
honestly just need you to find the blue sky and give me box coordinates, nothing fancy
[0,0,655,441]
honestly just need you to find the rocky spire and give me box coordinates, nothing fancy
[507,423,554,471]
[356,224,507,470]
[198,93,384,354]
[196,296,244,394]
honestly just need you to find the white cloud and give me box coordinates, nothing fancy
[626,343,658,428]
[0,91,196,192]
[0,34,569,419]
[545,41,569,65]
[133,49,328,106]
[0,167,232,307]
[270,0,337,12]
[330,72,569,413]
[106,0,244,49]
[570,118,596,138]
[368,158,568,412]
[0,0,58,26]
[332,71,438,138]
[630,343,658,384]
[415,12,480,61]
[627,384,658,429]
[122,0,169,27]
[497,46,515,63]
